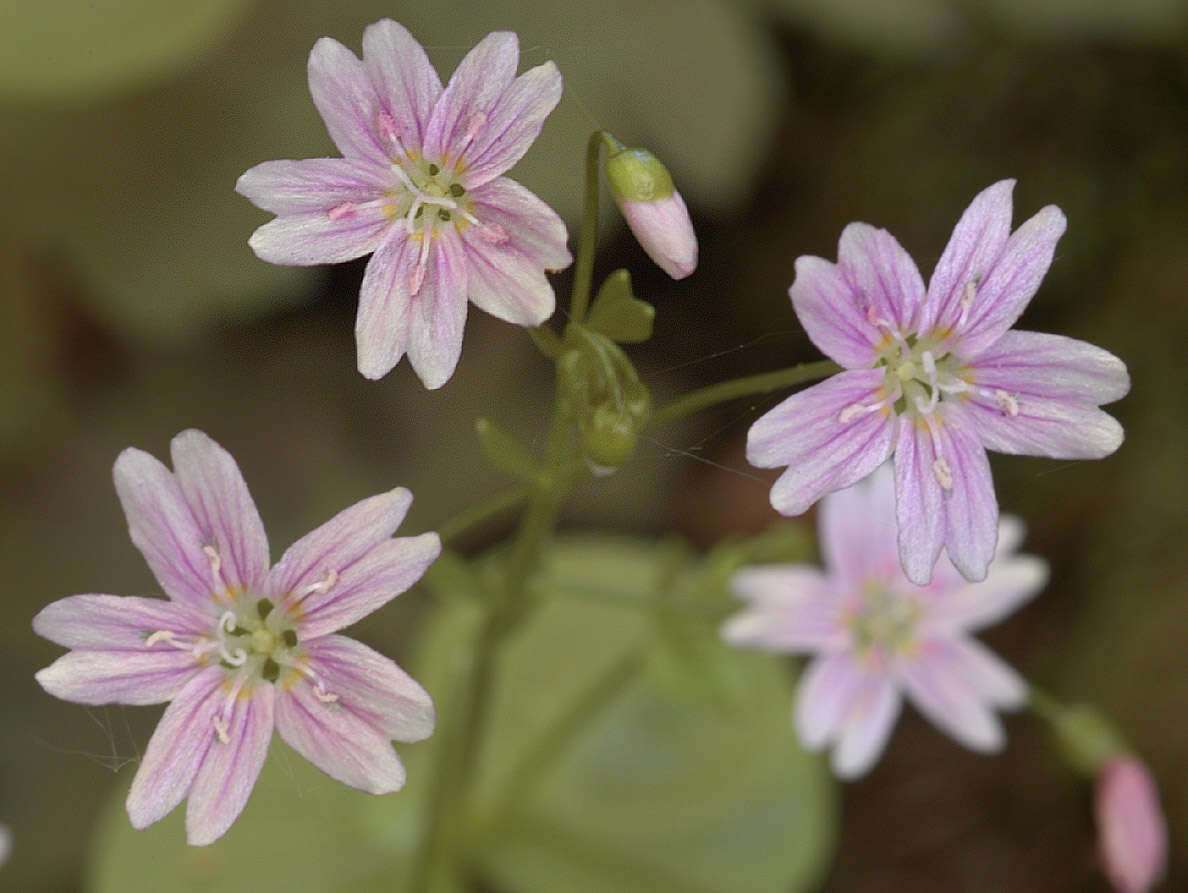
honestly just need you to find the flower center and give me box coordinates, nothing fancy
[832,294,1022,491]
[849,584,921,659]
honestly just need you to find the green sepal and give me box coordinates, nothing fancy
[604,147,675,203]
[1045,700,1127,776]
[586,269,655,344]
[475,417,539,483]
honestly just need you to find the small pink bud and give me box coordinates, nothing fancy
[1095,757,1167,893]
[603,142,697,280]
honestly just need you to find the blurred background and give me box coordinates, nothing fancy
[2,0,1186,889]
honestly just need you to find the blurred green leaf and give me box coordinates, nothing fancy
[88,738,437,893]
[475,417,539,483]
[0,0,253,100]
[586,269,655,344]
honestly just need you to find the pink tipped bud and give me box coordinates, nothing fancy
[1095,757,1167,893]
[604,143,697,280]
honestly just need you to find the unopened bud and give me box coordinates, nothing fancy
[1096,757,1167,893]
[580,403,639,470]
[604,142,697,280]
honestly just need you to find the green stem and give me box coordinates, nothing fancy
[648,359,842,428]
[1027,684,1067,725]
[436,486,529,546]
[414,395,578,888]
[568,131,613,326]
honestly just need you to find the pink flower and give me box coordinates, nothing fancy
[747,180,1129,584]
[33,430,440,845]
[722,463,1047,778]
[237,20,572,388]
[1096,757,1168,893]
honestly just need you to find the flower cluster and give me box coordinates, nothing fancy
[723,463,1046,777]
[34,430,439,845]
[747,180,1129,584]
[238,20,572,388]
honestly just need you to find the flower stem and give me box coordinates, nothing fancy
[436,486,529,546]
[568,131,612,326]
[648,359,842,427]
[414,395,578,888]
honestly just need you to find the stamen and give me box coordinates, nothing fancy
[145,629,219,661]
[327,202,357,221]
[993,389,1019,417]
[144,630,177,648]
[478,222,510,245]
[455,111,487,153]
[287,568,339,609]
[914,350,941,415]
[957,280,977,328]
[202,545,222,583]
[211,678,247,744]
[284,660,340,704]
[932,458,954,491]
[408,262,427,297]
[216,611,247,667]
[376,110,414,161]
[837,386,901,424]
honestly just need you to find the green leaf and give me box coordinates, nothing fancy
[426,537,838,892]
[475,417,539,483]
[586,270,656,343]
[88,738,441,893]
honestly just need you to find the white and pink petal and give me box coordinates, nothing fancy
[748,369,897,517]
[920,180,1015,335]
[819,462,901,586]
[275,680,407,794]
[184,684,275,846]
[794,652,869,750]
[303,636,435,743]
[35,649,199,706]
[837,223,926,334]
[900,643,1006,752]
[248,205,393,267]
[949,204,1067,358]
[965,392,1124,459]
[458,61,563,188]
[170,430,270,594]
[295,533,441,640]
[831,676,901,779]
[970,330,1129,406]
[355,231,418,381]
[33,594,208,650]
[113,447,219,610]
[404,230,470,390]
[360,19,442,151]
[235,158,391,216]
[461,221,557,326]
[126,667,224,831]
[937,405,998,583]
[307,37,389,165]
[423,32,520,165]
[468,177,571,270]
[789,255,883,370]
[265,486,415,603]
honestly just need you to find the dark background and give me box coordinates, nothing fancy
[2,0,1184,889]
